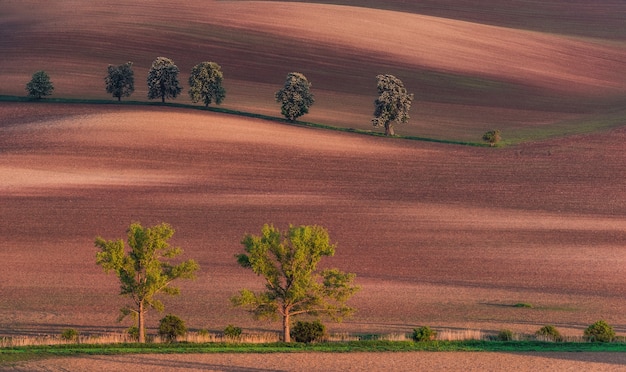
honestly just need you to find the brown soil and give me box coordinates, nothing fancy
[6,352,626,371]
[1,1,626,369]
[0,102,624,341]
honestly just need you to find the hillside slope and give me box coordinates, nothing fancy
[2,1,626,142]
[1,103,625,336]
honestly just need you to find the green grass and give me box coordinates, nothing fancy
[3,340,626,364]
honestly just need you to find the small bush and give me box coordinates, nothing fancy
[291,320,326,343]
[482,129,501,147]
[127,326,139,341]
[412,326,437,342]
[584,320,615,343]
[513,302,533,308]
[224,324,242,339]
[536,325,562,342]
[496,329,514,341]
[158,314,187,343]
[60,328,79,342]
[198,328,210,337]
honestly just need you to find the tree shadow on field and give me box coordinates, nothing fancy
[508,352,626,367]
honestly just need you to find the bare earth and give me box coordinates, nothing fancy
[1,0,626,370]
[1,103,625,370]
[8,352,626,371]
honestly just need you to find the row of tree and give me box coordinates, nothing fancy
[26,56,414,136]
[94,222,359,343]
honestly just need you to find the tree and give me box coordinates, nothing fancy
[147,57,182,103]
[275,72,315,121]
[372,74,414,136]
[94,222,199,343]
[188,61,226,107]
[25,70,54,99]
[482,129,502,147]
[231,224,359,343]
[105,62,135,101]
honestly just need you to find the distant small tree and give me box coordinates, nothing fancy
[372,75,413,136]
[189,61,226,107]
[482,129,502,147]
[584,320,615,343]
[275,72,315,121]
[25,70,54,99]
[158,314,187,342]
[372,74,413,136]
[94,222,199,343]
[105,62,135,101]
[147,57,183,103]
[232,224,359,343]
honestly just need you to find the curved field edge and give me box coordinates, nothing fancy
[8,95,625,146]
[0,95,489,146]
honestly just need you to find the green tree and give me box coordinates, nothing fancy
[275,72,315,121]
[147,57,182,103]
[94,222,199,343]
[584,320,615,343]
[482,129,502,147]
[25,70,54,99]
[105,62,135,101]
[158,314,187,342]
[188,61,226,107]
[231,224,359,343]
[372,74,413,136]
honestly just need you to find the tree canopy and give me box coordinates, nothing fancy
[105,62,135,101]
[25,70,54,99]
[275,72,315,121]
[147,57,183,103]
[94,222,199,343]
[372,74,414,136]
[188,61,226,107]
[232,224,359,342]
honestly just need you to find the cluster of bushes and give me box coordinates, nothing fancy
[411,320,619,344]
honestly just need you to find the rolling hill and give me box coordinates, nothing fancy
[0,1,625,339]
[2,0,626,142]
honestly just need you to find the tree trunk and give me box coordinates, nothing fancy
[283,311,291,343]
[138,301,145,343]
[384,122,395,136]
[117,95,121,102]
[161,95,165,103]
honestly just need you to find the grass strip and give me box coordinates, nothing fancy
[3,340,626,363]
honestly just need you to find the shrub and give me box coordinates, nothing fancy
[412,326,437,342]
[482,129,501,147]
[60,328,79,342]
[198,328,210,337]
[291,320,326,343]
[536,325,562,342]
[513,302,533,308]
[224,324,242,339]
[158,314,187,343]
[127,326,139,341]
[584,320,615,343]
[496,329,514,341]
